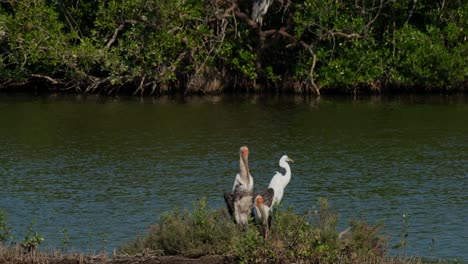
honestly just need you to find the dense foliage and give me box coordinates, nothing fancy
[0,0,466,95]
[120,198,396,263]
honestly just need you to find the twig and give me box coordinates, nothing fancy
[404,0,417,25]
[321,31,362,40]
[339,226,351,239]
[365,0,384,31]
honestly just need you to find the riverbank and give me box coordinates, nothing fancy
[0,247,236,264]
[0,82,467,99]
[0,248,432,264]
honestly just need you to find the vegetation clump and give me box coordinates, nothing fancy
[120,198,400,263]
[121,199,241,257]
[0,0,466,95]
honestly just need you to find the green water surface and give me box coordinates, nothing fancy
[0,94,466,260]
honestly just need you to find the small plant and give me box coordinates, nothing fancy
[231,49,258,81]
[21,221,44,252]
[312,197,339,250]
[99,231,108,253]
[0,209,12,244]
[234,228,263,264]
[340,219,389,263]
[393,213,410,253]
[86,231,94,252]
[60,228,70,252]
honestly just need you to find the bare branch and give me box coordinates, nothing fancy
[405,0,417,25]
[30,74,59,84]
[321,31,363,40]
[234,10,259,29]
[106,20,137,48]
[308,52,319,95]
[365,0,384,31]
[133,75,146,96]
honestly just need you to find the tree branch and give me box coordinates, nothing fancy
[321,31,363,40]
[234,10,258,29]
[365,0,384,31]
[30,74,59,85]
[106,20,137,48]
[261,28,312,49]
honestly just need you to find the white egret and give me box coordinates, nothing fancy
[252,0,274,26]
[268,155,294,206]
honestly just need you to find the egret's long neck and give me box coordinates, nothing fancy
[240,155,250,185]
[279,160,291,185]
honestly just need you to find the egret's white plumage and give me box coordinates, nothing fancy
[268,155,294,206]
[252,0,274,25]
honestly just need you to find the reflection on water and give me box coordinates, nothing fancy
[0,93,467,260]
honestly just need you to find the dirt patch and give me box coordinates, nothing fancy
[111,255,237,264]
[0,254,238,264]
[0,246,238,264]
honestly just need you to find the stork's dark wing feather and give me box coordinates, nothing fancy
[255,188,274,207]
[223,191,236,223]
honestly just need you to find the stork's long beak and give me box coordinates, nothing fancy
[287,157,294,163]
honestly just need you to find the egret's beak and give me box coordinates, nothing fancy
[287,158,294,163]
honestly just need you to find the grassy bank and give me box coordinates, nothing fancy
[118,198,422,263]
[2,198,456,264]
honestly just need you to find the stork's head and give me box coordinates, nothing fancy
[240,146,249,157]
[240,146,249,155]
[256,196,264,205]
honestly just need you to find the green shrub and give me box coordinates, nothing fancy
[120,198,240,257]
[21,221,44,252]
[122,198,395,263]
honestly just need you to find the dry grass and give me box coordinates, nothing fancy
[0,244,109,264]
[0,243,433,264]
[0,243,236,264]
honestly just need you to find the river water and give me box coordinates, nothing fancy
[0,94,466,261]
